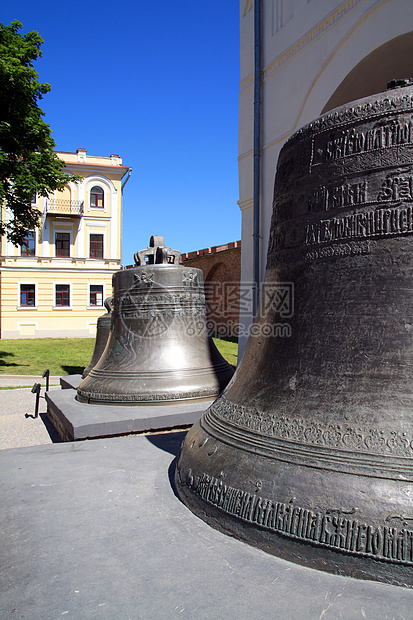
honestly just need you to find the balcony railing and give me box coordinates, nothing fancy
[45,199,84,217]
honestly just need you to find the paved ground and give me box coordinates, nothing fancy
[0,375,62,450]
[1,374,412,618]
[2,433,412,619]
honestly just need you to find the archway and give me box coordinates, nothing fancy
[322,32,413,114]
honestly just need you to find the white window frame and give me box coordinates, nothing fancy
[89,182,108,211]
[53,282,73,310]
[17,281,38,309]
[88,231,105,259]
[54,228,73,258]
[87,282,105,309]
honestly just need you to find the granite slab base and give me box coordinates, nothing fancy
[1,434,412,620]
[46,389,213,441]
[60,374,83,390]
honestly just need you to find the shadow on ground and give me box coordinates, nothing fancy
[0,351,23,368]
[146,430,187,456]
[61,365,84,375]
[40,412,63,442]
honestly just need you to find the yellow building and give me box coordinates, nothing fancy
[0,148,131,338]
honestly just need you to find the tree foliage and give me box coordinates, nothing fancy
[0,20,75,245]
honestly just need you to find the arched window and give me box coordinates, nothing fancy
[90,186,104,208]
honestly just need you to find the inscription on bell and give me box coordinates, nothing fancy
[308,181,367,212]
[312,116,413,166]
[181,470,413,566]
[305,204,413,246]
[378,172,413,201]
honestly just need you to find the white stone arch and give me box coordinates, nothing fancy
[79,175,116,208]
[293,4,413,131]
[321,32,413,114]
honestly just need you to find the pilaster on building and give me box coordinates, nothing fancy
[0,149,131,339]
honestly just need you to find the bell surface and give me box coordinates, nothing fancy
[176,84,413,587]
[82,297,113,378]
[77,236,234,404]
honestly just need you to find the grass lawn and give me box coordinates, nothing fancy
[0,337,238,376]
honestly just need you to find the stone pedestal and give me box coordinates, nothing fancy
[46,389,212,441]
[60,374,82,390]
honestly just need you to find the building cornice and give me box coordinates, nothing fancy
[240,0,367,93]
[0,265,121,274]
[0,257,121,268]
[62,163,131,180]
[237,198,254,212]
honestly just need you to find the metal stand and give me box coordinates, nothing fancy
[42,369,50,392]
[31,383,41,418]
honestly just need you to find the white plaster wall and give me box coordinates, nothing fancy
[238,0,413,355]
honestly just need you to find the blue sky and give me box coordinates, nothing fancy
[3,1,241,263]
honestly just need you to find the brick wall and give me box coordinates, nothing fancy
[181,241,241,339]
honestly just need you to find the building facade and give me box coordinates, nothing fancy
[0,149,131,338]
[238,0,413,352]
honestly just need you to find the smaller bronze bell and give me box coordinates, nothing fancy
[77,236,234,404]
[82,297,113,378]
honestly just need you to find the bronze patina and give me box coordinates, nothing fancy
[82,297,113,378]
[175,83,413,587]
[77,236,234,404]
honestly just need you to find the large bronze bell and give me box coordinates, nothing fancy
[82,297,113,378]
[77,236,234,404]
[176,82,413,587]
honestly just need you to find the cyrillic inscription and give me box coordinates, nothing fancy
[78,388,216,403]
[305,205,413,246]
[118,292,206,319]
[378,173,413,202]
[183,469,413,566]
[312,117,413,166]
[304,241,371,261]
[308,181,367,212]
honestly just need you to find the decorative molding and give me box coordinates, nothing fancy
[263,0,366,82]
[239,0,367,95]
[237,198,254,212]
[242,0,253,17]
[208,397,413,460]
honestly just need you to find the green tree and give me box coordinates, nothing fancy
[0,20,77,245]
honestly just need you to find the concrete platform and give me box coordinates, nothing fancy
[46,389,213,441]
[1,433,411,619]
[60,374,83,390]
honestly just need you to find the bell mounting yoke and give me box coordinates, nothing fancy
[134,235,181,266]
